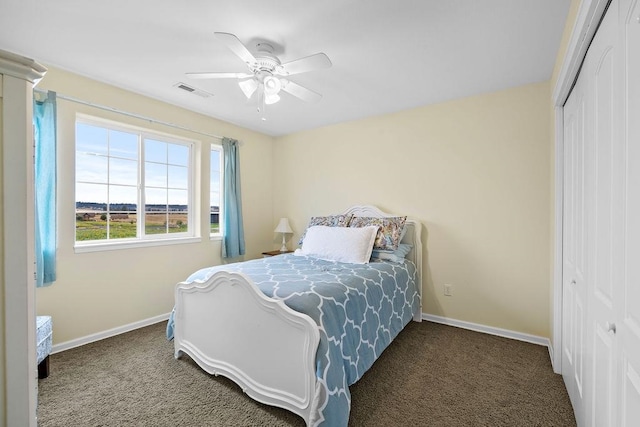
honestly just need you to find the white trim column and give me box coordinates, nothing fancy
[0,49,46,427]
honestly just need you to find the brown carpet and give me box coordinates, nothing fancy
[37,321,576,426]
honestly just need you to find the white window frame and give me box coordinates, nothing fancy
[210,143,223,240]
[74,114,199,252]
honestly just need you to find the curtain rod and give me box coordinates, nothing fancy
[33,88,223,141]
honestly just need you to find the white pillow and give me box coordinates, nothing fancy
[295,225,378,264]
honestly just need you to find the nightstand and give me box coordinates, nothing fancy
[262,250,294,257]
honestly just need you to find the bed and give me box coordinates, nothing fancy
[37,315,53,379]
[167,205,422,426]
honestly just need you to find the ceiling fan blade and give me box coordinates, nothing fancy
[281,79,323,103]
[186,72,253,79]
[214,32,257,68]
[277,53,332,76]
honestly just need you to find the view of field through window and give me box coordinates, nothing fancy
[210,146,221,235]
[75,120,222,242]
[75,204,194,241]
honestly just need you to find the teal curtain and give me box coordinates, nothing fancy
[33,91,57,287]
[221,137,245,258]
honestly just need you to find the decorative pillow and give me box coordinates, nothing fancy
[349,216,407,251]
[295,225,378,264]
[298,214,352,245]
[371,243,412,263]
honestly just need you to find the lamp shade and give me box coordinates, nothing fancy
[238,78,258,99]
[274,218,293,234]
[264,93,281,105]
[263,75,282,95]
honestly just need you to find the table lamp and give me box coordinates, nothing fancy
[274,218,293,252]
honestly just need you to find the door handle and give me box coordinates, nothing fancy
[606,322,617,335]
[570,279,576,285]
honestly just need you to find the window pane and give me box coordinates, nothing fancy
[168,189,187,206]
[109,158,138,186]
[145,188,167,207]
[145,139,167,163]
[167,190,188,234]
[108,185,137,240]
[145,212,167,235]
[109,130,138,160]
[168,143,189,166]
[76,182,107,205]
[109,215,137,239]
[145,162,167,187]
[210,173,220,189]
[210,207,220,234]
[76,123,107,155]
[210,149,220,173]
[168,212,188,233]
[76,183,108,241]
[145,187,167,235]
[109,186,137,209]
[210,147,222,235]
[76,153,108,183]
[168,165,188,189]
[210,191,220,207]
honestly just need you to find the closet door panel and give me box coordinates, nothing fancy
[562,0,638,425]
[591,53,617,423]
[562,69,588,425]
[593,47,615,308]
[589,2,622,425]
[622,364,640,426]
[622,0,640,424]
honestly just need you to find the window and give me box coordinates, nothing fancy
[75,116,194,247]
[210,144,222,236]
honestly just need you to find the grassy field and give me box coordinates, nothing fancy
[75,212,218,241]
[76,219,136,240]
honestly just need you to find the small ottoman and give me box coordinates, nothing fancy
[36,316,52,379]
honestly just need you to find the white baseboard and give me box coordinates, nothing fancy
[51,313,171,354]
[422,313,552,348]
[51,312,555,366]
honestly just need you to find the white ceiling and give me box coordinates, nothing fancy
[0,0,570,137]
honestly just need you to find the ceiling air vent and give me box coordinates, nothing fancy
[173,82,213,98]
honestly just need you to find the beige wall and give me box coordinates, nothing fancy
[551,0,582,86]
[35,67,274,345]
[273,81,552,338]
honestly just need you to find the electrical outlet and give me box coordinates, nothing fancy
[444,284,453,296]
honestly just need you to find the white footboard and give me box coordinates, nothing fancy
[174,271,320,425]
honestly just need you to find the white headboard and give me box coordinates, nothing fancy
[340,205,423,320]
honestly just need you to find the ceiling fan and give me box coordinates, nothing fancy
[186,32,332,110]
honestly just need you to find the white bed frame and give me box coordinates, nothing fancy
[173,205,422,425]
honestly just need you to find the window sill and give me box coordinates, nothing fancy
[210,234,222,241]
[74,236,202,253]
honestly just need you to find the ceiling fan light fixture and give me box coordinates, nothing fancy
[264,93,280,105]
[238,78,258,99]
[263,75,282,96]
[189,32,332,117]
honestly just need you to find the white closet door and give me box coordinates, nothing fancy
[561,1,640,425]
[588,1,623,424]
[562,62,588,427]
[620,0,640,424]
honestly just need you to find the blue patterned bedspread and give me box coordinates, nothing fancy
[166,254,419,426]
